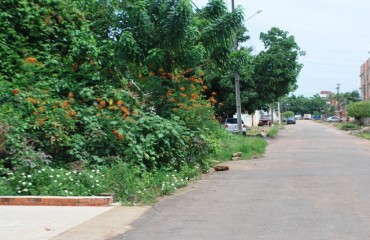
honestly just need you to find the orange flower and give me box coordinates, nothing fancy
[68,92,74,98]
[108,106,118,110]
[72,63,79,70]
[116,134,125,140]
[24,57,38,64]
[36,118,45,126]
[209,96,217,103]
[12,89,19,94]
[99,100,107,107]
[211,91,217,96]
[179,86,186,91]
[181,93,187,97]
[158,67,164,73]
[120,106,130,115]
[117,100,123,106]
[149,71,155,76]
[67,110,77,117]
[112,129,119,135]
[190,94,199,99]
[26,97,38,105]
[168,73,174,80]
[60,100,70,108]
[96,97,102,102]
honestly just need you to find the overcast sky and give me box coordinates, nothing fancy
[193,0,370,97]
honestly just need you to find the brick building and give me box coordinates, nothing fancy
[360,58,370,101]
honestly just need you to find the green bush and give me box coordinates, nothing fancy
[283,111,294,118]
[103,162,198,205]
[340,123,359,130]
[347,101,370,119]
[267,126,279,138]
[2,166,106,196]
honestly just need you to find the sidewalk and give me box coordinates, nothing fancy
[0,205,149,240]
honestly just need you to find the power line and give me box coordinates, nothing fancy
[302,61,359,68]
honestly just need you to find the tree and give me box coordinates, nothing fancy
[253,27,305,105]
[283,111,294,118]
[347,101,370,119]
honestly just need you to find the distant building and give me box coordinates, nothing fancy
[360,59,370,101]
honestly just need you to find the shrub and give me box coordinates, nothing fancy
[2,166,107,196]
[347,101,370,119]
[283,111,294,118]
[340,123,359,130]
[267,126,279,138]
[103,162,195,205]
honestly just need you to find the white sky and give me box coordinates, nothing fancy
[193,0,370,97]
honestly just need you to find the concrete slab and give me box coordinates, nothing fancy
[0,206,113,240]
[52,206,150,240]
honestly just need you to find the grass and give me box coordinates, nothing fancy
[339,123,361,131]
[211,132,268,162]
[266,126,280,138]
[355,132,370,140]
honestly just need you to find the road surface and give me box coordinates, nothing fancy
[111,120,370,240]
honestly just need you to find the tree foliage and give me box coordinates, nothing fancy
[0,0,248,176]
[253,27,305,104]
[347,101,370,119]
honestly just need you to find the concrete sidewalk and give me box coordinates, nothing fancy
[0,205,149,240]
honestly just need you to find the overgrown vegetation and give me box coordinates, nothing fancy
[339,123,360,131]
[267,126,280,138]
[0,0,295,204]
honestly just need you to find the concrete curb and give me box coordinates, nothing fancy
[0,196,113,206]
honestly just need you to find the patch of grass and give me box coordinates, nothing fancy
[211,133,267,162]
[267,126,280,138]
[339,123,361,131]
[353,132,370,140]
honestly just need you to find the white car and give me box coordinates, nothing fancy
[221,118,247,135]
[326,116,341,123]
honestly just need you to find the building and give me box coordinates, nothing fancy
[360,58,370,101]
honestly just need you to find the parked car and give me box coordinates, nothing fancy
[303,114,312,120]
[258,115,272,126]
[326,116,341,123]
[294,114,302,120]
[287,117,296,125]
[221,118,247,135]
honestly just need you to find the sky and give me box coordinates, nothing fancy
[193,0,370,97]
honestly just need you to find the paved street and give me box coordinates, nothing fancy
[111,120,370,240]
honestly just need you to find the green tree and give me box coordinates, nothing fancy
[347,101,370,119]
[253,27,305,105]
[283,111,294,118]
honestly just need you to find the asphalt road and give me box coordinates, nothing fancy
[111,120,370,240]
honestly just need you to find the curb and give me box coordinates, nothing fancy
[0,196,113,206]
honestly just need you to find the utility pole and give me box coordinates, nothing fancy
[336,83,340,117]
[231,0,242,134]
